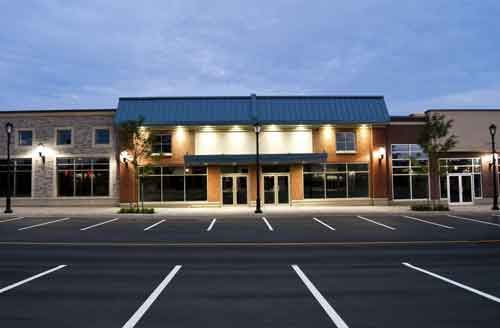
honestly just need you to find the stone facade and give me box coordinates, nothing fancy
[0,110,119,206]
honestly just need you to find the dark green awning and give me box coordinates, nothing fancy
[184,153,327,166]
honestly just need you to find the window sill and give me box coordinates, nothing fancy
[151,153,173,157]
[336,151,357,154]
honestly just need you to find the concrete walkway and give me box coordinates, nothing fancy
[0,205,498,218]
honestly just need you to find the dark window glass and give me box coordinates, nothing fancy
[94,171,109,196]
[393,175,411,199]
[325,164,346,172]
[348,172,369,197]
[447,159,472,166]
[75,171,92,196]
[163,176,184,201]
[347,163,369,172]
[142,167,162,175]
[140,176,161,201]
[392,160,410,167]
[95,129,110,145]
[186,176,207,201]
[0,172,7,197]
[57,129,72,145]
[0,159,32,197]
[262,165,290,173]
[411,175,429,199]
[474,174,482,198]
[18,131,33,146]
[303,164,324,173]
[303,173,325,199]
[392,144,409,153]
[336,132,356,152]
[326,173,346,198]
[221,166,248,174]
[188,166,208,174]
[15,172,31,197]
[152,134,172,154]
[58,171,74,196]
[163,167,185,175]
[440,176,448,199]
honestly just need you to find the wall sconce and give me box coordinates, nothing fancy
[38,143,46,164]
[120,151,130,168]
[375,146,386,162]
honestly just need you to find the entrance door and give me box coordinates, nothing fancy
[221,175,248,205]
[448,174,473,205]
[263,174,290,205]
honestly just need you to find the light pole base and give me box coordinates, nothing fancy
[493,206,499,211]
[4,209,13,214]
[254,209,263,214]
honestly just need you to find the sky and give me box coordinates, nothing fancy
[1,0,500,114]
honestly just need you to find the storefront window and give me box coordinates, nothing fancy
[439,158,482,198]
[0,159,32,197]
[391,144,429,200]
[56,158,110,197]
[304,163,369,199]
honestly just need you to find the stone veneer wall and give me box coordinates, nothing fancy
[0,111,119,206]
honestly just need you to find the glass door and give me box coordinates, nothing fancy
[222,176,234,205]
[277,176,289,204]
[221,175,248,206]
[236,176,248,205]
[263,174,290,205]
[448,174,473,204]
[461,175,473,203]
[264,176,275,204]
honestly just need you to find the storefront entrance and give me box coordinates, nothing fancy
[447,174,473,205]
[263,174,290,206]
[221,175,248,205]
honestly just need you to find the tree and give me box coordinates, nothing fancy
[417,113,458,204]
[118,116,153,209]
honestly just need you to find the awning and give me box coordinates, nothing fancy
[184,153,327,166]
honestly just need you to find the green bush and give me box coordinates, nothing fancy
[118,207,155,214]
[410,204,449,211]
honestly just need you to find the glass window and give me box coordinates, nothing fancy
[56,129,72,145]
[393,175,411,200]
[440,176,448,199]
[439,158,482,199]
[95,128,110,145]
[163,176,185,201]
[348,172,369,197]
[185,176,207,201]
[474,174,482,198]
[0,159,32,197]
[336,132,356,152]
[56,158,109,197]
[391,144,429,200]
[326,173,346,198]
[152,134,172,154]
[304,173,325,199]
[18,131,33,146]
[411,175,429,199]
[140,176,161,201]
[325,164,346,172]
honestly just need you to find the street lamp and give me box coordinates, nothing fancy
[489,123,499,210]
[254,123,263,214]
[4,122,13,214]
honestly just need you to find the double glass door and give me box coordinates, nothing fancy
[448,174,473,204]
[222,175,248,205]
[263,174,290,205]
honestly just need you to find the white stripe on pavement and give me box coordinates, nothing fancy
[313,217,336,231]
[402,216,454,229]
[447,215,500,227]
[292,265,349,328]
[144,219,166,231]
[0,217,24,223]
[18,218,71,231]
[80,218,119,231]
[403,262,500,303]
[122,265,182,328]
[206,218,216,231]
[262,217,274,231]
[0,265,67,294]
[356,216,396,230]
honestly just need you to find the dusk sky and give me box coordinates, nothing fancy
[1,1,500,114]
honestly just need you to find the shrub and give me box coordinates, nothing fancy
[118,207,155,214]
[410,204,449,211]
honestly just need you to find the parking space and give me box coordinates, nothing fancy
[1,212,500,244]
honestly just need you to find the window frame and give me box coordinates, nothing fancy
[55,157,111,198]
[335,131,357,154]
[390,144,430,201]
[16,129,34,147]
[0,158,33,198]
[55,127,74,146]
[151,133,172,156]
[92,127,112,147]
[438,157,482,200]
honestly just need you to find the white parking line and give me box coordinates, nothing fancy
[262,217,274,231]
[292,265,349,328]
[402,216,454,229]
[313,217,336,231]
[206,218,216,231]
[0,217,24,223]
[122,265,182,328]
[403,262,500,303]
[356,216,396,230]
[18,218,71,231]
[447,215,500,227]
[80,218,119,231]
[144,219,166,231]
[0,265,67,294]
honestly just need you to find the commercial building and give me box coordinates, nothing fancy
[1,96,499,208]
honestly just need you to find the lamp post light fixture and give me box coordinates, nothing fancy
[489,123,499,210]
[4,122,13,214]
[254,123,263,214]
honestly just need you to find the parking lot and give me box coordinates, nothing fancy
[1,212,500,327]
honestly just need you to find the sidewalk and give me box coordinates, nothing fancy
[0,205,497,218]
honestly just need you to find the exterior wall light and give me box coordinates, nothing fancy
[375,146,386,162]
[120,150,130,168]
[38,143,46,164]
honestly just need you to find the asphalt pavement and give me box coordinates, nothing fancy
[1,211,500,327]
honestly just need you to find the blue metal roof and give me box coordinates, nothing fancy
[116,96,390,125]
[185,153,328,166]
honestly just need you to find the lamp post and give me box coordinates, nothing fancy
[254,123,262,214]
[4,122,13,214]
[490,123,499,210]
